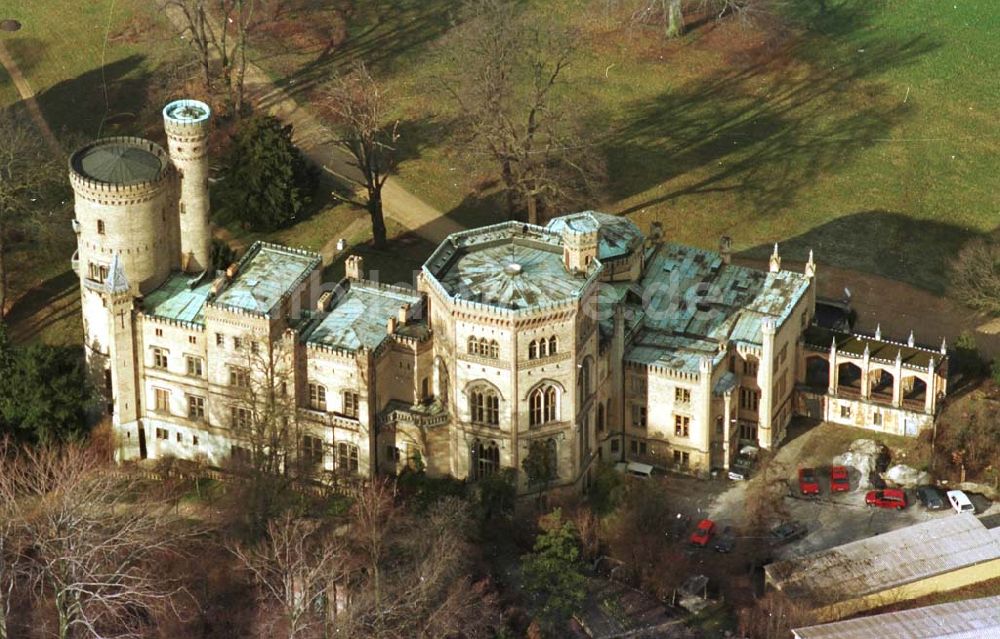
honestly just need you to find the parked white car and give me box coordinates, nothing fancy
[946,490,975,514]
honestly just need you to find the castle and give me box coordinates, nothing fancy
[70,101,949,493]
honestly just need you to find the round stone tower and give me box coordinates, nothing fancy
[69,135,173,362]
[162,99,212,273]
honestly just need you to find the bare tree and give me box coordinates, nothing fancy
[2,442,196,639]
[230,513,351,639]
[321,63,397,249]
[949,238,1000,316]
[632,0,685,38]
[0,440,19,639]
[163,0,256,115]
[343,494,499,639]
[738,590,815,639]
[448,0,603,224]
[227,332,306,531]
[0,108,62,319]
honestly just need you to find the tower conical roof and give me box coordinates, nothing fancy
[106,254,130,294]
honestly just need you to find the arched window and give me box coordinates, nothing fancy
[489,340,499,359]
[472,440,500,480]
[467,336,479,355]
[470,388,500,426]
[529,340,538,360]
[529,385,559,427]
[479,337,490,356]
[538,338,548,358]
[548,336,558,355]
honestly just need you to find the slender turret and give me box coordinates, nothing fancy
[163,99,212,273]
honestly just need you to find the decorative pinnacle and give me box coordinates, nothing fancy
[940,337,947,354]
[896,349,902,364]
[772,243,779,257]
[875,323,881,341]
[831,336,838,352]
[863,343,870,359]
[907,330,915,347]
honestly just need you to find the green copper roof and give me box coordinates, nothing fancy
[143,272,213,324]
[304,281,421,352]
[545,211,644,261]
[213,243,320,315]
[73,140,165,185]
[622,242,812,373]
[426,223,593,310]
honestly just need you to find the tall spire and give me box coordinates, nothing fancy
[105,254,130,295]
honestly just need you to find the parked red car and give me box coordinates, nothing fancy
[798,468,820,496]
[865,488,908,510]
[690,519,716,546]
[830,466,850,492]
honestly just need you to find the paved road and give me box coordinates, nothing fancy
[161,5,466,247]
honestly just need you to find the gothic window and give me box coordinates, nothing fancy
[578,358,592,398]
[471,440,500,480]
[186,355,203,377]
[187,395,205,420]
[342,391,359,418]
[230,406,253,430]
[154,388,170,413]
[309,383,327,411]
[529,340,538,360]
[229,367,250,388]
[300,435,324,471]
[337,442,359,472]
[152,348,168,369]
[488,340,499,359]
[631,404,647,428]
[529,385,559,427]
[469,387,500,426]
[548,336,558,355]
[467,336,478,355]
[674,415,690,437]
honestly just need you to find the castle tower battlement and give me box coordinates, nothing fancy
[163,99,212,273]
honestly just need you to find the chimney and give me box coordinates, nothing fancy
[398,303,410,325]
[316,291,333,313]
[719,236,732,265]
[345,255,364,280]
[225,262,239,279]
[387,316,397,334]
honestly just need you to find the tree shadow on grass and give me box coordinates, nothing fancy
[737,210,987,294]
[257,0,460,109]
[32,53,150,143]
[608,29,939,217]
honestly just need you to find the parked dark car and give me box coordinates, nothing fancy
[714,526,735,553]
[916,485,946,510]
[769,521,808,545]
[728,446,759,481]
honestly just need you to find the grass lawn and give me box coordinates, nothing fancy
[249,0,999,295]
[0,0,186,142]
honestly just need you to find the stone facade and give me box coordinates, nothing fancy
[71,101,948,495]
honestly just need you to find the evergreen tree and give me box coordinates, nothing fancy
[0,331,91,444]
[521,509,587,635]
[216,115,318,231]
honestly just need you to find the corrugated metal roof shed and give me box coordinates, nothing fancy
[792,595,1000,639]
[766,515,999,605]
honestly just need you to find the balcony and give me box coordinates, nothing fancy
[70,250,80,276]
